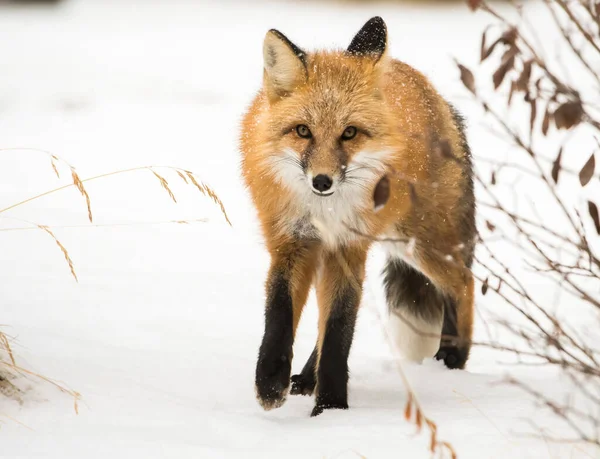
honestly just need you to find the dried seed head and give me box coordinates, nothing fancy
[151,170,177,203]
[404,393,413,421]
[70,168,93,223]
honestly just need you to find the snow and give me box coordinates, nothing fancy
[0,0,597,458]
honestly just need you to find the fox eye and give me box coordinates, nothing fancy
[341,126,357,140]
[296,124,312,139]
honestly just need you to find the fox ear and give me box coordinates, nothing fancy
[263,29,307,100]
[347,16,387,62]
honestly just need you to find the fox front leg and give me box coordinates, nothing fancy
[254,241,316,410]
[311,245,367,416]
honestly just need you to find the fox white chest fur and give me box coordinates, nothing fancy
[268,147,392,247]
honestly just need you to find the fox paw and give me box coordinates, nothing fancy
[435,345,469,370]
[311,401,348,417]
[255,354,291,410]
[290,373,315,396]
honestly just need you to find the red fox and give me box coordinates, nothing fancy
[240,17,476,416]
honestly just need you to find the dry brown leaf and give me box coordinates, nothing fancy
[482,277,489,295]
[480,26,503,62]
[507,81,517,106]
[500,27,518,46]
[493,48,516,89]
[579,153,595,187]
[480,28,488,62]
[467,0,482,11]
[554,101,584,130]
[456,61,476,94]
[373,175,390,212]
[588,201,600,234]
[551,147,563,184]
[542,104,551,136]
[483,27,518,63]
[529,99,537,135]
[516,59,532,92]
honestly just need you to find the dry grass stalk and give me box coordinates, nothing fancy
[0,150,231,418]
[37,225,78,282]
[1,328,80,413]
[0,149,231,227]
[4,362,81,414]
[0,218,209,233]
[0,332,16,367]
[0,160,231,280]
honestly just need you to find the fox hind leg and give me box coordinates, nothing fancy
[413,248,475,370]
[434,275,474,369]
[290,346,317,396]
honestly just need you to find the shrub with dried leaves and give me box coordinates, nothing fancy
[458,0,600,448]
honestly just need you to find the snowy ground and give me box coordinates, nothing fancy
[0,0,597,458]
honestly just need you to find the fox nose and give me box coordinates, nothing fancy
[312,174,333,192]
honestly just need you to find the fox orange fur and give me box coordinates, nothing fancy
[239,17,477,416]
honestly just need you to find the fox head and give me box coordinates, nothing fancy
[260,17,395,201]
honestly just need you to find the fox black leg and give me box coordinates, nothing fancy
[255,241,316,410]
[312,285,360,416]
[255,268,293,410]
[312,247,366,417]
[435,296,470,369]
